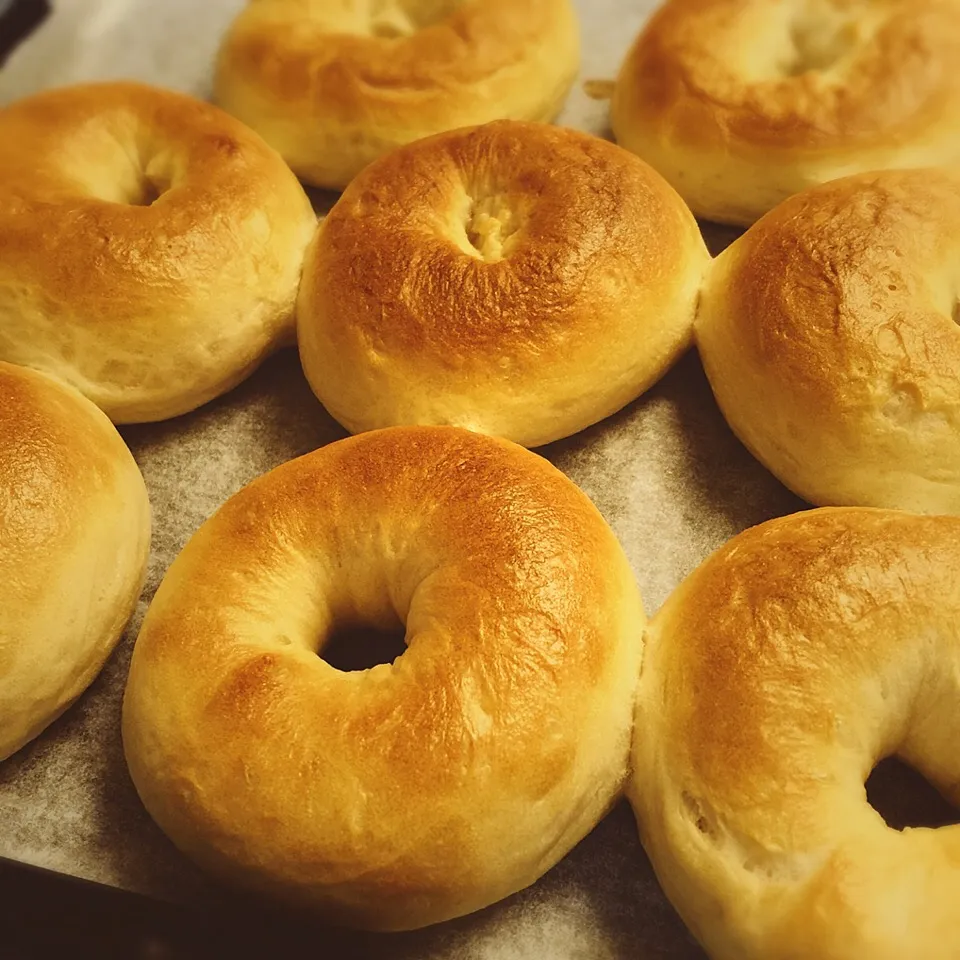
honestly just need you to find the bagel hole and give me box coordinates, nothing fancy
[781,10,856,76]
[130,173,170,206]
[952,300,960,326]
[320,624,408,672]
[866,757,959,831]
[369,0,461,36]
[465,194,522,263]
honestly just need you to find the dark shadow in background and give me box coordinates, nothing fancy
[0,0,48,67]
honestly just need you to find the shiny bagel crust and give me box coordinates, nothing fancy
[122,426,644,929]
[696,168,960,513]
[214,0,581,189]
[0,362,150,761]
[611,0,960,225]
[0,82,317,423]
[297,120,710,447]
[630,507,960,960]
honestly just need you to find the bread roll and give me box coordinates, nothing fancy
[696,167,960,513]
[0,81,317,423]
[0,362,150,761]
[214,0,580,189]
[630,507,960,960]
[612,0,960,225]
[123,425,644,929]
[297,120,710,447]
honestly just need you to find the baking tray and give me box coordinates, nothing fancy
[0,2,947,956]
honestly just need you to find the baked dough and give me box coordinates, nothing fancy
[214,0,581,189]
[122,425,644,929]
[297,120,710,447]
[611,0,960,225]
[696,167,960,513]
[0,81,317,423]
[630,507,960,960]
[0,362,150,761]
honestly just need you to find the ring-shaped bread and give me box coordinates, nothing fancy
[296,120,710,447]
[611,0,960,225]
[696,167,960,513]
[122,425,644,930]
[214,0,581,189]
[0,81,317,423]
[1,361,150,761]
[630,507,960,960]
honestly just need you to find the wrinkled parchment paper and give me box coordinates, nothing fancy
[0,2,815,956]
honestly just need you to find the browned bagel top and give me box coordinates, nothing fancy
[623,0,960,153]
[218,0,578,119]
[702,168,960,418]
[0,81,308,314]
[311,120,704,367]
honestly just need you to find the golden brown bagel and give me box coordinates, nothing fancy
[696,167,960,513]
[214,0,581,190]
[122,425,644,929]
[630,507,960,960]
[0,362,150,761]
[611,0,960,225]
[297,120,710,447]
[0,81,317,423]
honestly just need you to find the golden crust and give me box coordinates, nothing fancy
[696,167,960,513]
[214,0,581,188]
[122,425,644,929]
[630,507,960,960]
[0,81,317,423]
[297,120,710,447]
[0,361,150,760]
[612,0,960,224]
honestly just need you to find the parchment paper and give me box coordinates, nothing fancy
[0,2,811,956]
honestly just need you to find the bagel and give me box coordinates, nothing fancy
[296,120,710,447]
[0,81,317,424]
[213,0,581,190]
[695,167,960,513]
[121,425,644,929]
[629,507,960,960]
[611,0,960,225]
[0,361,150,761]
